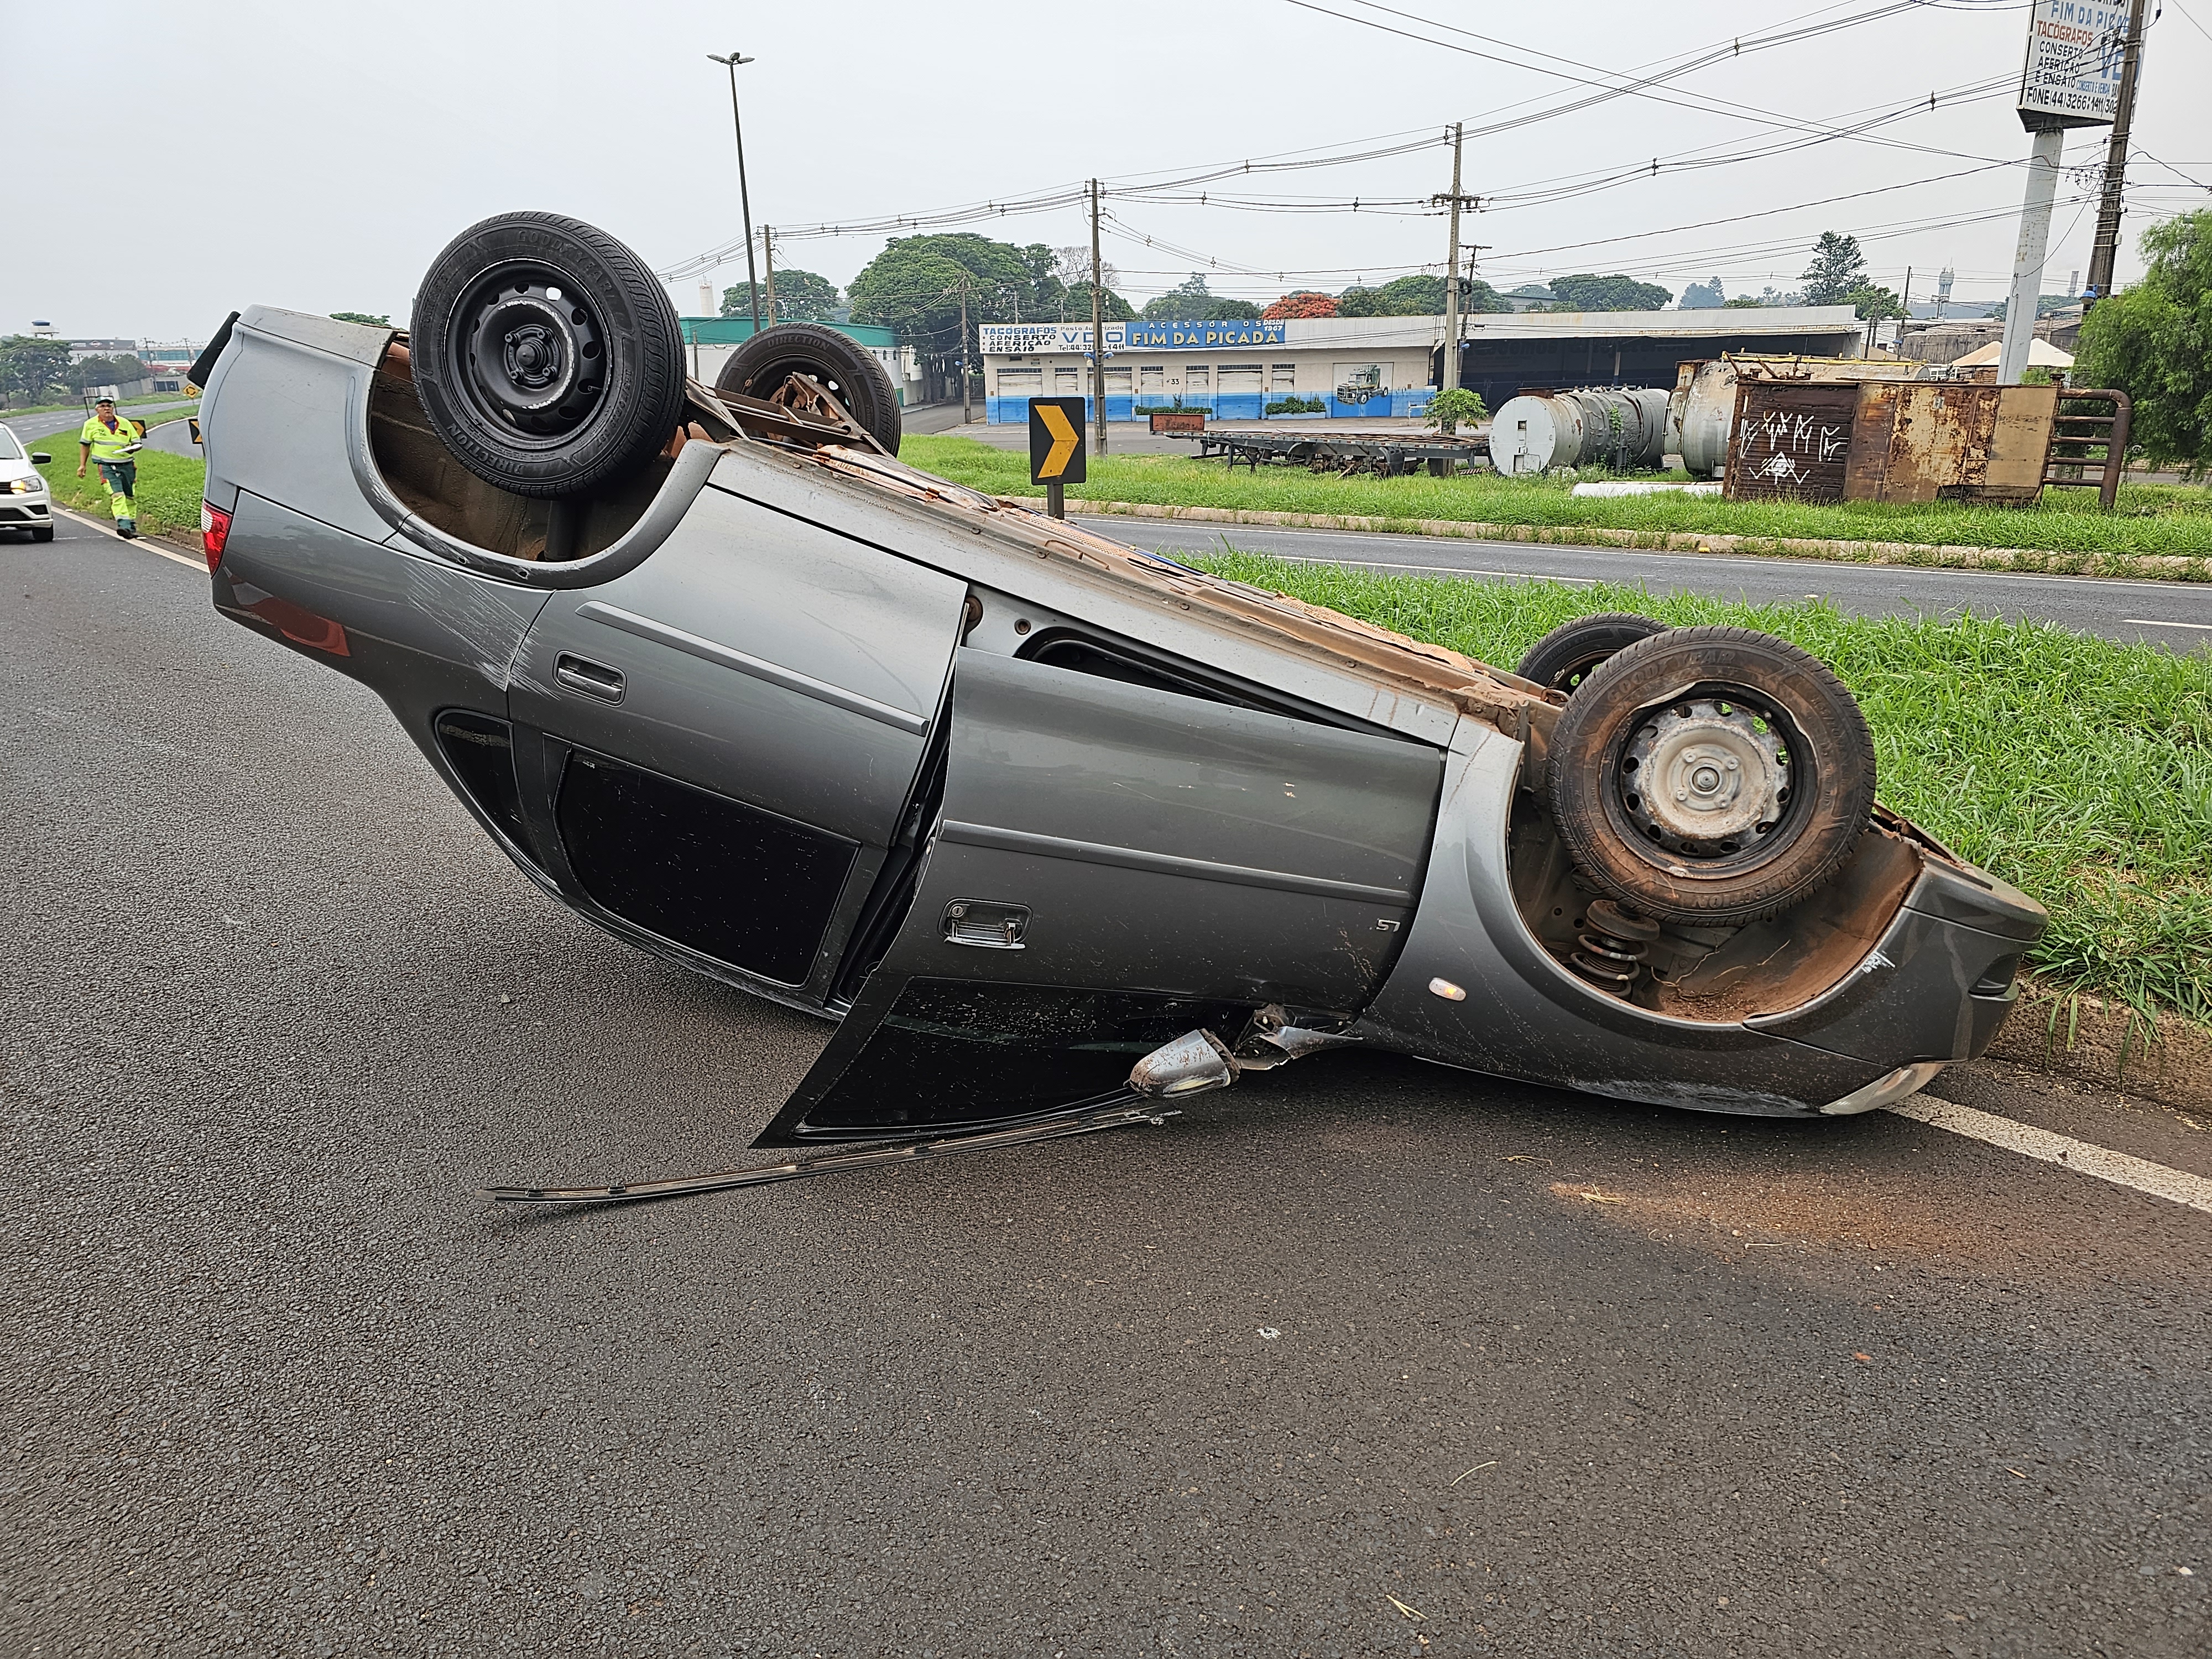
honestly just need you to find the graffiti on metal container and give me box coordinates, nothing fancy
[1735,409,1849,484]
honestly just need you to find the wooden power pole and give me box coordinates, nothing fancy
[761,225,778,327]
[1090,179,1108,456]
[958,279,972,427]
[2083,0,2149,311]
[1431,124,1475,393]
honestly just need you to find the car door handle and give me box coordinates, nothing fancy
[555,653,625,704]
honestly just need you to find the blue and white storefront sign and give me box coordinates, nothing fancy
[1121,319,1287,349]
[978,318,1291,356]
[978,322,1126,357]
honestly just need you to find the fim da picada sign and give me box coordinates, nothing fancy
[978,319,1290,357]
[2016,1,2132,130]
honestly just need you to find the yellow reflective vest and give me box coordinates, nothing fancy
[80,413,141,463]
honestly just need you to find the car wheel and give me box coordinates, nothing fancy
[1545,625,1876,926]
[1515,611,1665,693]
[31,526,54,542]
[410,211,685,499]
[714,321,902,453]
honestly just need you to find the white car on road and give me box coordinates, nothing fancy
[0,424,55,542]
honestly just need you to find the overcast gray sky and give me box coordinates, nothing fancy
[4,0,2205,343]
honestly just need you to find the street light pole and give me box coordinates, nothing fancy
[708,50,761,336]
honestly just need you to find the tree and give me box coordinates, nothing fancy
[1337,274,1510,317]
[1843,283,1906,322]
[330,311,391,327]
[723,269,840,324]
[1426,388,1488,434]
[1141,275,1261,322]
[65,353,149,393]
[847,234,1098,362]
[0,336,71,405]
[1721,295,1769,309]
[1801,232,1870,306]
[1055,281,1137,324]
[2075,208,2212,472]
[1545,273,1672,311]
[1051,246,1117,291]
[1262,291,1338,320]
[1679,278,1725,309]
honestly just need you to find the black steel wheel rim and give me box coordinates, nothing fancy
[447,260,609,448]
[1599,680,1818,878]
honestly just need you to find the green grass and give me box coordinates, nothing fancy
[901,434,2212,567]
[1191,550,2212,1029]
[36,445,206,538]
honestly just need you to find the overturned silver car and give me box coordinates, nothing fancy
[190,213,2043,1190]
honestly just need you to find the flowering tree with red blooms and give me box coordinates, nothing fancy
[1261,291,1338,320]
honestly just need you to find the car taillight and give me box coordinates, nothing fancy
[202,501,231,571]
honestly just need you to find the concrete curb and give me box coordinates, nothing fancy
[1985,979,2212,1114]
[1073,499,2212,583]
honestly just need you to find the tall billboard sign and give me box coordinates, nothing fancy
[2016,1,2128,130]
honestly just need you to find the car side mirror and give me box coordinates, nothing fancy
[30,452,51,465]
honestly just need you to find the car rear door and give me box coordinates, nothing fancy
[508,483,969,1005]
[755,647,1443,1144]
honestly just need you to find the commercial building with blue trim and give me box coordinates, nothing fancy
[979,307,1863,424]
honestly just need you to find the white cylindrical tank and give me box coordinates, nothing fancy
[1491,388,1671,474]
[1670,359,1740,478]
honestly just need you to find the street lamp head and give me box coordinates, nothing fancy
[707,51,754,66]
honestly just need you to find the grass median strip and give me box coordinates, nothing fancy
[36,442,205,540]
[1188,548,2212,1031]
[901,434,2212,574]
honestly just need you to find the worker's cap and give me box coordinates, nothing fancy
[94,396,115,406]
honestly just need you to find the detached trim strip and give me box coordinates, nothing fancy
[575,601,929,734]
[938,820,1410,906]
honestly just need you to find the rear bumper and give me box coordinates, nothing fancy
[1747,854,2043,1070]
[1353,724,2048,1119]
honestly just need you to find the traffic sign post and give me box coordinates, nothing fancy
[1027,396,1086,519]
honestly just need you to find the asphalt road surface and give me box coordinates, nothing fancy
[6,512,2208,1657]
[1082,517,2212,652]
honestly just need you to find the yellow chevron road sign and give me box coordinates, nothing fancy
[1027,397,1088,485]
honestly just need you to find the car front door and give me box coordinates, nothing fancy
[508,481,970,1006]
[756,646,1444,1143]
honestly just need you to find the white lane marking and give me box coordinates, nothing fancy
[50,504,203,571]
[1886,1096,2212,1217]
[2126,617,2212,632]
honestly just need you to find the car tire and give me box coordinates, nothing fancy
[1545,625,1876,926]
[410,211,685,499]
[31,525,54,542]
[1515,611,1665,693]
[714,322,902,453]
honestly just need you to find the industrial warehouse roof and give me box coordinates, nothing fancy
[1284,307,1863,347]
[979,307,1861,354]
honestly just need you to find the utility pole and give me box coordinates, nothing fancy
[958,278,972,427]
[707,51,761,336]
[1430,124,1476,393]
[1998,130,2063,384]
[1894,265,1912,357]
[2083,0,2149,312]
[761,225,778,327]
[1089,178,1108,456]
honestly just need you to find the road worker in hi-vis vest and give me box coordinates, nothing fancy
[77,397,146,539]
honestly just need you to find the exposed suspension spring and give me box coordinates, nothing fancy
[1568,899,1662,994]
